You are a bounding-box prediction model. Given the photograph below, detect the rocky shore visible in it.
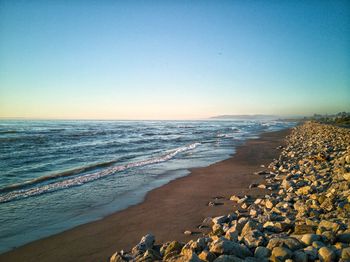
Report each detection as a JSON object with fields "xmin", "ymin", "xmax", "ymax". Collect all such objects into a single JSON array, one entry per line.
[{"xmin": 110, "ymin": 122, "xmax": 350, "ymax": 262}]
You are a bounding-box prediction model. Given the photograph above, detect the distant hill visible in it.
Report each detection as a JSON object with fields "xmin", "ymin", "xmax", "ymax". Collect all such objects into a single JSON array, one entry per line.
[{"xmin": 210, "ymin": 114, "xmax": 279, "ymax": 120}]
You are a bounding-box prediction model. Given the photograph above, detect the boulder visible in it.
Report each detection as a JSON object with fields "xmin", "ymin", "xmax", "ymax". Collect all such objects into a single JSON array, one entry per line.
[
  {"xmin": 271, "ymin": 247, "xmax": 293, "ymax": 262},
  {"xmin": 267, "ymin": 237, "xmax": 304, "ymax": 251},
  {"xmin": 318, "ymin": 246, "xmax": 336, "ymax": 262},
  {"xmin": 198, "ymin": 250, "xmax": 216, "ymax": 262},
  {"xmin": 213, "ymin": 255, "xmax": 243, "ymax": 262},
  {"xmin": 292, "ymin": 250, "xmax": 308, "ymax": 262},
  {"xmin": 164, "ymin": 241, "xmax": 184, "ymax": 259},
  {"xmin": 254, "ymin": 246, "xmax": 271, "ymax": 258},
  {"xmin": 318, "ymin": 220, "xmax": 340, "ymax": 233},
  {"xmin": 209, "ymin": 238, "xmax": 252, "ymax": 258},
  {"xmin": 300, "ymin": 234, "xmax": 321, "ymax": 245},
  {"xmin": 341, "ymin": 247, "xmax": 350, "ymax": 260}
]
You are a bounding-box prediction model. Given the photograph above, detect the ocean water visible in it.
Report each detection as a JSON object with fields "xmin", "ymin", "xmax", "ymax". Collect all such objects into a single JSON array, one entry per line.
[{"xmin": 0, "ymin": 120, "xmax": 294, "ymax": 253}]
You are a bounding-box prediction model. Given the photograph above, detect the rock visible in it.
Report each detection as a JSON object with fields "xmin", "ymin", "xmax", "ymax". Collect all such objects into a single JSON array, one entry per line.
[
  {"xmin": 294, "ymin": 224, "xmax": 316, "ymax": 235},
  {"xmin": 318, "ymin": 220, "xmax": 340, "ymax": 233},
  {"xmin": 132, "ymin": 234, "xmax": 155, "ymax": 254},
  {"xmin": 343, "ymin": 173, "xmax": 350, "ymax": 181},
  {"xmin": 318, "ymin": 246, "xmax": 336, "ymax": 262},
  {"xmin": 304, "ymin": 246, "xmax": 318, "ymax": 261},
  {"xmin": 341, "ymin": 247, "xmax": 350, "ymax": 260},
  {"xmin": 198, "ymin": 250, "xmax": 216, "ymax": 262},
  {"xmin": 254, "ymin": 246, "xmax": 271, "ymax": 258},
  {"xmin": 164, "ymin": 241, "xmax": 184, "ymax": 258},
  {"xmin": 213, "ymin": 216, "xmax": 229, "ymax": 225},
  {"xmin": 213, "ymin": 255, "xmax": 243, "ymax": 262},
  {"xmin": 312, "ymin": 240, "xmax": 326, "ymax": 249},
  {"xmin": 110, "ymin": 252, "xmax": 126, "ymax": 262},
  {"xmin": 292, "ymin": 250, "xmax": 308, "ymax": 262},
  {"xmin": 265, "ymin": 199, "xmax": 274, "ymax": 209},
  {"xmin": 297, "ymin": 186, "xmax": 312, "ymax": 195},
  {"xmin": 337, "ymin": 233, "xmax": 350, "ymax": 243},
  {"xmin": 212, "ymin": 224, "xmax": 225, "ymax": 236},
  {"xmin": 267, "ymin": 237, "xmax": 304, "ymax": 251},
  {"xmin": 300, "ymin": 234, "xmax": 321, "ymax": 245},
  {"xmin": 230, "ymin": 195, "xmax": 241, "ymax": 202},
  {"xmin": 241, "ymin": 220, "xmax": 262, "ymax": 236},
  {"xmin": 209, "ymin": 238, "xmax": 252, "ymax": 258},
  {"xmin": 271, "ymin": 247, "xmax": 293, "ymax": 262},
  {"xmin": 225, "ymin": 227, "xmax": 239, "ymax": 242},
  {"xmin": 138, "ymin": 249, "xmax": 162, "ymax": 261},
  {"xmin": 242, "ymin": 229, "xmax": 266, "ymax": 248}
]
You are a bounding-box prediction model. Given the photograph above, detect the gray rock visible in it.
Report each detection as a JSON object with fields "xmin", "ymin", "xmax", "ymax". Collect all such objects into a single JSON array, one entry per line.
[
  {"xmin": 341, "ymin": 247, "xmax": 350, "ymax": 260},
  {"xmin": 300, "ymin": 234, "xmax": 321, "ymax": 245},
  {"xmin": 271, "ymin": 247, "xmax": 293, "ymax": 262},
  {"xmin": 254, "ymin": 246, "xmax": 271, "ymax": 258},
  {"xmin": 213, "ymin": 255, "xmax": 243, "ymax": 262},
  {"xmin": 209, "ymin": 238, "xmax": 252, "ymax": 258},
  {"xmin": 337, "ymin": 233, "xmax": 350, "ymax": 243},
  {"xmin": 242, "ymin": 229, "xmax": 266, "ymax": 249},
  {"xmin": 267, "ymin": 237, "xmax": 304, "ymax": 251},
  {"xmin": 318, "ymin": 246, "xmax": 336, "ymax": 262},
  {"xmin": 292, "ymin": 250, "xmax": 308, "ymax": 262}
]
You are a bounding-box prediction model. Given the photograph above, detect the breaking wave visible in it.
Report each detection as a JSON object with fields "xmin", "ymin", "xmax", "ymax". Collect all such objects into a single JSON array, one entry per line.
[{"xmin": 0, "ymin": 142, "xmax": 200, "ymax": 203}]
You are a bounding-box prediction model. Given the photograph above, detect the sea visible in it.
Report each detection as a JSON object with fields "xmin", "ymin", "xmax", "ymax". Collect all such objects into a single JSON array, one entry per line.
[{"xmin": 0, "ymin": 119, "xmax": 295, "ymax": 253}]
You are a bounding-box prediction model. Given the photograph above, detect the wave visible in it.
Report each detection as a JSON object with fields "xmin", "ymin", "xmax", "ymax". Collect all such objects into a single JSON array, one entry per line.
[
  {"xmin": 0, "ymin": 142, "xmax": 201, "ymax": 204},
  {"xmin": 0, "ymin": 160, "xmax": 119, "ymax": 193}
]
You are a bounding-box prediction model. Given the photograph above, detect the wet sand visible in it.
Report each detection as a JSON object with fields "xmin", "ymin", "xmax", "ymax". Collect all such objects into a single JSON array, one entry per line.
[{"xmin": 0, "ymin": 128, "xmax": 290, "ymax": 262}]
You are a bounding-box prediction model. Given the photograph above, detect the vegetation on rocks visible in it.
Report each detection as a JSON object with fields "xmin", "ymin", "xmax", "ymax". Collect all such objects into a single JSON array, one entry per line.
[{"xmin": 110, "ymin": 122, "xmax": 350, "ymax": 262}]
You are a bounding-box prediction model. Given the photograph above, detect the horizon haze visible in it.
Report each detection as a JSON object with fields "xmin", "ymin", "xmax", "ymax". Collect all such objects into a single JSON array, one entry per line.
[{"xmin": 1, "ymin": 1, "xmax": 349, "ymax": 120}]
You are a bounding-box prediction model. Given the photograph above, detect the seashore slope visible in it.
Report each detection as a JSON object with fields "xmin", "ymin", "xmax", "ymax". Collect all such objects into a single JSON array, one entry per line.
[
  {"xmin": 0, "ymin": 127, "xmax": 290, "ymax": 262},
  {"xmin": 109, "ymin": 122, "xmax": 350, "ymax": 262}
]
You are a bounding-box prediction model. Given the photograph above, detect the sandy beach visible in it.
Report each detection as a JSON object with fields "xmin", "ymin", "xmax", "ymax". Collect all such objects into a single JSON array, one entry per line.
[{"xmin": 0, "ymin": 128, "xmax": 290, "ymax": 262}]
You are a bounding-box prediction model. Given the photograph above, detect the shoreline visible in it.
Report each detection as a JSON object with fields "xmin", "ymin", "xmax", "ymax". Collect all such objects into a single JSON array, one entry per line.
[{"xmin": 0, "ymin": 128, "xmax": 290, "ymax": 262}]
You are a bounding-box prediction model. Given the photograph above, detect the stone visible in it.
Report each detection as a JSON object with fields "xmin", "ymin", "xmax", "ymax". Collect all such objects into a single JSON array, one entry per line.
[
  {"xmin": 318, "ymin": 220, "xmax": 340, "ymax": 233},
  {"xmin": 267, "ymin": 237, "xmax": 304, "ymax": 251},
  {"xmin": 296, "ymin": 186, "xmax": 311, "ymax": 195},
  {"xmin": 254, "ymin": 246, "xmax": 271, "ymax": 258},
  {"xmin": 132, "ymin": 234, "xmax": 155, "ymax": 254},
  {"xmin": 241, "ymin": 220, "xmax": 262, "ymax": 236},
  {"xmin": 225, "ymin": 227, "xmax": 238, "ymax": 242},
  {"xmin": 265, "ymin": 199, "xmax": 274, "ymax": 209},
  {"xmin": 198, "ymin": 250, "xmax": 216, "ymax": 262},
  {"xmin": 271, "ymin": 247, "xmax": 293, "ymax": 262},
  {"xmin": 164, "ymin": 241, "xmax": 184, "ymax": 258},
  {"xmin": 213, "ymin": 216, "xmax": 229, "ymax": 225},
  {"xmin": 242, "ymin": 229, "xmax": 266, "ymax": 249},
  {"xmin": 230, "ymin": 195, "xmax": 241, "ymax": 202},
  {"xmin": 184, "ymin": 230, "xmax": 192, "ymax": 235},
  {"xmin": 110, "ymin": 252, "xmax": 126, "ymax": 262},
  {"xmin": 209, "ymin": 238, "xmax": 252, "ymax": 258},
  {"xmin": 318, "ymin": 246, "xmax": 336, "ymax": 262},
  {"xmin": 312, "ymin": 241, "xmax": 326, "ymax": 249},
  {"xmin": 294, "ymin": 224, "xmax": 316, "ymax": 235},
  {"xmin": 212, "ymin": 224, "xmax": 225, "ymax": 236},
  {"xmin": 341, "ymin": 247, "xmax": 350, "ymax": 260},
  {"xmin": 300, "ymin": 234, "xmax": 321, "ymax": 245},
  {"xmin": 213, "ymin": 255, "xmax": 243, "ymax": 262},
  {"xmin": 337, "ymin": 233, "xmax": 350, "ymax": 243},
  {"xmin": 292, "ymin": 250, "xmax": 308, "ymax": 262},
  {"xmin": 304, "ymin": 246, "xmax": 318, "ymax": 261}
]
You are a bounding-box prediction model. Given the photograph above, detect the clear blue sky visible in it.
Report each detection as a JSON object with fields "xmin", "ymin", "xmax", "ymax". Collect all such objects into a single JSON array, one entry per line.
[{"xmin": 1, "ymin": 0, "xmax": 349, "ymax": 119}]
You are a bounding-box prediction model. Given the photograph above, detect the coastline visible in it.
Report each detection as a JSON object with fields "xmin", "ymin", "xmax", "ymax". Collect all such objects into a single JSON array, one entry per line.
[{"xmin": 0, "ymin": 128, "xmax": 290, "ymax": 262}]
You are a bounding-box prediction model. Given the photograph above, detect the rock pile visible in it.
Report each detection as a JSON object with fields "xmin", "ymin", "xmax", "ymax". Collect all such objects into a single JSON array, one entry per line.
[{"xmin": 110, "ymin": 122, "xmax": 350, "ymax": 262}]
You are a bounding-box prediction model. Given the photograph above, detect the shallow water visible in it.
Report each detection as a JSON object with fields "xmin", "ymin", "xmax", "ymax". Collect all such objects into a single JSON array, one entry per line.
[{"xmin": 0, "ymin": 119, "xmax": 294, "ymax": 253}]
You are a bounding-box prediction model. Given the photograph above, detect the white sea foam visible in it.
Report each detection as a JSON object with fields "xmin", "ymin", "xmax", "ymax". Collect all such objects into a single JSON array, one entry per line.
[{"xmin": 0, "ymin": 142, "xmax": 201, "ymax": 203}]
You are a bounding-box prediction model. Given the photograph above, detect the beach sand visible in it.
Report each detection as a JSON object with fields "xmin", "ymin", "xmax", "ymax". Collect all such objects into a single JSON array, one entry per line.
[{"xmin": 0, "ymin": 128, "xmax": 290, "ymax": 262}]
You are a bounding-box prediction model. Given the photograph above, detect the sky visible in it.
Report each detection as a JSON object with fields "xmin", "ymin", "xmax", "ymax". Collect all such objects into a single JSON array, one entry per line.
[{"xmin": 0, "ymin": 0, "xmax": 349, "ymax": 120}]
